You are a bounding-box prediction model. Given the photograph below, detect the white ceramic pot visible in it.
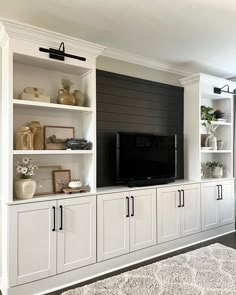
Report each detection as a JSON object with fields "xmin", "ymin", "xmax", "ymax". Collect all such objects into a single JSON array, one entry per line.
[
  {"xmin": 15, "ymin": 179, "xmax": 36, "ymax": 200},
  {"xmin": 212, "ymin": 167, "xmax": 223, "ymax": 178}
]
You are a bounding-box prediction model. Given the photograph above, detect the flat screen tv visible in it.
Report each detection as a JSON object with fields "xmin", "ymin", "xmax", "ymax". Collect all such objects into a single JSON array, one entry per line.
[{"xmin": 116, "ymin": 132, "xmax": 176, "ymax": 187}]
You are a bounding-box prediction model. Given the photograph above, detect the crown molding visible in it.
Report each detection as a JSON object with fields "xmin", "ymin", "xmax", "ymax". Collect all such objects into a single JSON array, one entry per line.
[
  {"xmin": 180, "ymin": 73, "xmax": 236, "ymax": 87},
  {"xmin": 0, "ymin": 18, "xmax": 106, "ymax": 57},
  {"xmin": 0, "ymin": 22, "xmax": 9, "ymax": 48},
  {"xmin": 102, "ymin": 47, "xmax": 193, "ymax": 77}
]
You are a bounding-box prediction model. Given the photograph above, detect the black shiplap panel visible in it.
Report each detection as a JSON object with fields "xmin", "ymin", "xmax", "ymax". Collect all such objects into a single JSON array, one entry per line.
[{"xmin": 97, "ymin": 70, "xmax": 184, "ymax": 187}]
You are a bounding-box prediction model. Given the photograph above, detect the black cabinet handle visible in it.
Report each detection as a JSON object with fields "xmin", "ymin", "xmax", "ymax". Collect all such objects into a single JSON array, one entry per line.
[
  {"xmin": 178, "ymin": 190, "xmax": 181, "ymax": 207},
  {"xmin": 126, "ymin": 197, "xmax": 129, "ymax": 217},
  {"xmin": 181, "ymin": 190, "xmax": 185, "ymax": 207},
  {"xmin": 216, "ymin": 185, "xmax": 220, "ymax": 200},
  {"xmin": 59, "ymin": 205, "xmax": 63, "ymax": 230},
  {"xmin": 131, "ymin": 196, "xmax": 134, "ymax": 217},
  {"xmin": 220, "ymin": 185, "xmax": 223, "ymax": 200},
  {"xmin": 52, "ymin": 206, "xmax": 56, "ymax": 232}
]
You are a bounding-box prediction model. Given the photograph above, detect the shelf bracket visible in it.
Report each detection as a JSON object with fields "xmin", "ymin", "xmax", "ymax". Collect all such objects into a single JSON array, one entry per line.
[{"xmin": 39, "ymin": 42, "xmax": 86, "ymax": 62}]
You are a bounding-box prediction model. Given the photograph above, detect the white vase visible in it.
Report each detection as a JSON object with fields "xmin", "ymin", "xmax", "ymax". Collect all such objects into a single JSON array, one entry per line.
[
  {"xmin": 212, "ymin": 167, "xmax": 223, "ymax": 178},
  {"xmin": 15, "ymin": 179, "xmax": 36, "ymax": 200}
]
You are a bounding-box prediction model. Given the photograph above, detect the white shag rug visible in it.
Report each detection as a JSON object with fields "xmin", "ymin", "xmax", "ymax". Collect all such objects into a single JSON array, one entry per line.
[{"xmin": 62, "ymin": 243, "xmax": 236, "ymax": 295}]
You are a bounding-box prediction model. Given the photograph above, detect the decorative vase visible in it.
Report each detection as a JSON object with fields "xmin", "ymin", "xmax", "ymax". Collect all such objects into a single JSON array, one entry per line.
[
  {"xmin": 57, "ymin": 86, "xmax": 76, "ymax": 106},
  {"xmin": 205, "ymin": 134, "xmax": 217, "ymax": 150},
  {"xmin": 212, "ymin": 167, "xmax": 223, "ymax": 178},
  {"xmin": 15, "ymin": 178, "xmax": 36, "ymax": 200},
  {"xmin": 28, "ymin": 121, "xmax": 44, "ymax": 150},
  {"xmin": 73, "ymin": 90, "xmax": 86, "ymax": 106},
  {"xmin": 15, "ymin": 127, "xmax": 33, "ymax": 150},
  {"xmin": 217, "ymin": 140, "xmax": 224, "ymax": 150}
]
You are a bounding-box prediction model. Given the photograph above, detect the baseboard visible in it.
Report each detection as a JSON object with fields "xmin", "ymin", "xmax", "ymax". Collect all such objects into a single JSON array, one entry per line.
[{"xmin": 6, "ymin": 224, "xmax": 235, "ymax": 295}]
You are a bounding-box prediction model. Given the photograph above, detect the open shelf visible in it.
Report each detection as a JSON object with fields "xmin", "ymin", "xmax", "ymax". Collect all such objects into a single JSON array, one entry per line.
[
  {"xmin": 201, "ymin": 150, "xmax": 232, "ymax": 154},
  {"xmin": 13, "ymin": 150, "xmax": 94, "ymax": 155},
  {"xmin": 200, "ymin": 120, "xmax": 232, "ymax": 126},
  {"xmin": 13, "ymin": 99, "xmax": 93, "ymax": 113}
]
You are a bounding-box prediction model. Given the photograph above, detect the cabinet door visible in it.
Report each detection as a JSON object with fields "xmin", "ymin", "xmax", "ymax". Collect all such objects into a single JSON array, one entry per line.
[
  {"xmin": 9, "ymin": 201, "xmax": 57, "ymax": 286},
  {"xmin": 219, "ymin": 180, "xmax": 235, "ymax": 226},
  {"xmin": 180, "ymin": 184, "xmax": 201, "ymax": 237},
  {"xmin": 97, "ymin": 192, "xmax": 129, "ymax": 261},
  {"xmin": 201, "ymin": 181, "xmax": 220, "ymax": 231},
  {"xmin": 130, "ymin": 189, "xmax": 156, "ymax": 252},
  {"xmin": 157, "ymin": 186, "xmax": 181, "ymax": 243},
  {"xmin": 57, "ymin": 196, "xmax": 96, "ymax": 273}
]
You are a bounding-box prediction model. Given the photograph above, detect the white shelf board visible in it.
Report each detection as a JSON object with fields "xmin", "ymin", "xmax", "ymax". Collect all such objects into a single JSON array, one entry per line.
[
  {"xmin": 201, "ymin": 150, "xmax": 232, "ymax": 154},
  {"xmin": 13, "ymin": 150, "xmax": 94, "ymax": 155},
  {"xmin": 13, "ymin": 99, "xmax": 93, "ymax": 113},
  {"xmin": 200, "ymin": 120, "xmax": 232, "ymax": 126}
]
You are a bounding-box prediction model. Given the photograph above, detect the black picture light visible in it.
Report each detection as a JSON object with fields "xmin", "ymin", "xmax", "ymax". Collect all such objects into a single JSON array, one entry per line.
[
  {"xmin": 213, "ymin": 84, "xmax": 236, "ymax": 95},
  {"xmin": 39, "ymin": 42, "xmax": 86, "ymax": 62}
]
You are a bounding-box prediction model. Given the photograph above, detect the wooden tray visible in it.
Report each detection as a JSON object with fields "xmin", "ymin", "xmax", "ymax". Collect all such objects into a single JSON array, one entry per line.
[{"xmin": 63, "ymin": 186, "xmax": 89, "ymax": 194}]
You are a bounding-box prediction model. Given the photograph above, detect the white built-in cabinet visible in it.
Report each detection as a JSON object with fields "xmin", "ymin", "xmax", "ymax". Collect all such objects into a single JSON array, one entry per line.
[
  {"xmin": 201, "ymin": 180, "xmax": 234, "ymax": 231},
  {"xmin": 9, "ymin": 201, "xmax": 57, "ymax": 286},
  {"xmin": 157, "ymin": 184, "xmax": 201, "ymax": 243},
  {"xmin": 97, "ymin": 189, "xmax": 156, "ymax": 261},
  {"xmin": 9, "ymin": 195, "xmax": 96, "ymax": 286}
]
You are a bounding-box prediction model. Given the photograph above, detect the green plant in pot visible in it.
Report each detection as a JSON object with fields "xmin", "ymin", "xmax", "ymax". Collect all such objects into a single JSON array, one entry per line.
[
  {"xmin": 206, "ymin": 161, "xmax": 224, "ymax": 178},
  {"xmin": 201, "ymin": 105, "xmax": 216, "ymax": 126}
]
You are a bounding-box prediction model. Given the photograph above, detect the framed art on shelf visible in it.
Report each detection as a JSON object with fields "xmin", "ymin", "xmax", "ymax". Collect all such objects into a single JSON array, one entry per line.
[
  {"xmin": 53, "ymin": 169, "xmax": 71, "ymax": 193},
  {"xmin": 33, "ymin": 165, "xmax": 62, "ymax": 196},
  {"xmin": 44, "ymin": 126, "xmax": 75, "ymax": 150}
]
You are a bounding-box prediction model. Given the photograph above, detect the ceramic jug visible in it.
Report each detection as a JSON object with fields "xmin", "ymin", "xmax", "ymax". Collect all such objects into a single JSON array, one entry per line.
[
  {"xmin": 73, "ymin": 90, "xmax": 86, "ymax": 106},
  {"xmin": 28, "ymin": 121, "xmax": 44, "ymax": 150},
  {"xmin": 16, "ymin": 127, "xmax": 33, "ymax": 150},
  {"xmin": 57, "ymin": 87, "xmax": 76, "ymax": 106}
]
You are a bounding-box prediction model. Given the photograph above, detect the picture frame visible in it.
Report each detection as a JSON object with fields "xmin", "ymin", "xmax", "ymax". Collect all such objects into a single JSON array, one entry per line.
[
  {"xmin": 33, "ymin": 165, "xmax": 62, "ymax": 196},
  {"xmin": 53, "ymin": 169, "xmax": 71, "ymax": 193},
  {"xmin": 44, "ymin": 126, "xmax": 75, "ymax": 150}
]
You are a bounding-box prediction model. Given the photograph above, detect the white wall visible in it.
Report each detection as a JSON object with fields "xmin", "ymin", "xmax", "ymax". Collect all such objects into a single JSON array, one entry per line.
[{"xmin": 97, "ymin": 56, "xmax": 184, "ymax": 87}]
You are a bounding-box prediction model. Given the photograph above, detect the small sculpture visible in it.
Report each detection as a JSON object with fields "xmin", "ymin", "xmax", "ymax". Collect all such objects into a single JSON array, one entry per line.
[{"xmin": 66, "ymin": 138, "xmax": 93, "ymax": 150}]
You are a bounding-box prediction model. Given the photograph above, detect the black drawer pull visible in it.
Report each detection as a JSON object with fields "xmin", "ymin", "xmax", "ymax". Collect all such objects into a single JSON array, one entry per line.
[
  {"xmin": 220, "ymin": 185, "xmax": 223, "ymax": 200},
  {"xmin": 126, "ymin": 197, "xmax": 130, "ymax": 217},
  {"xmin": 216, "ymin": 185, "xmax": 220, "ymax": 200},
  {"xmin": 131, "ymin": 196, "xmax": 134, "ymax": 216},
  {"xmin": 59, "ymin": 205, "xmax": 63, "ymax": 230},
  {"xmin": 178, "ymin": 190, "xmax": 181, "ymax": 207},
  {"xmin": 181, "ymin": 190, "xmax": 185, "ymax": 207},
  {"xmin": 52, "ymin": 206, "xmax": 56, "ymax": 232}
]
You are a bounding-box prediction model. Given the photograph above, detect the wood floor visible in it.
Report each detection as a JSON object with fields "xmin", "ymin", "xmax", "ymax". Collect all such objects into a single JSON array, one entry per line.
[{"xmin": 48, "ymin": 231, "xmax": 236, "ymax": 295}]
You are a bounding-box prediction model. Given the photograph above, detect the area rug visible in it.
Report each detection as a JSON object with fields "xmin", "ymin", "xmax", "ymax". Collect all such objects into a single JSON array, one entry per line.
[{"xmin": 62, "ymin": 243, "xmax": 236, "ymax": 295}]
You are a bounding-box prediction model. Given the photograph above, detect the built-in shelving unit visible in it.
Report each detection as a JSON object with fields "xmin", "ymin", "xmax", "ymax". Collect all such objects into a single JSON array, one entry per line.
[
  {"xmin": 180, "ymin": 74, "xmax": 235, "ymax": 180},
  {"xmin": 0, "ymin": 19, "xmax": 105, "ymax": 203}
]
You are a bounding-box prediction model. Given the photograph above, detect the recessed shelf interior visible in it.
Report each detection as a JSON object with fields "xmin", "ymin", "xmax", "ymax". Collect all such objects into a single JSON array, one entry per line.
[
  {"xmin": 13, "ymin": 153, "xmax": 94, "ymax": 199},
  {"xmin": 13, "ymin": 53, "xmax": 94, "ymax": 107}
]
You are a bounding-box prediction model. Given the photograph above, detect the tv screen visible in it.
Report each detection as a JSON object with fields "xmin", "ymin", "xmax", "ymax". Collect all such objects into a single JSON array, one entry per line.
[{"xmin": 116, "ymin": 132, "xmax": 176, "ymax": 184}]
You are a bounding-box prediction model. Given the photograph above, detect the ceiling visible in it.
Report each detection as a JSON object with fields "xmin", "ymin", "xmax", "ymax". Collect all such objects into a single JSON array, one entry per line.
[{"xmin": 1, "ymin": 0, "xmax": 236, "ymax": 78}]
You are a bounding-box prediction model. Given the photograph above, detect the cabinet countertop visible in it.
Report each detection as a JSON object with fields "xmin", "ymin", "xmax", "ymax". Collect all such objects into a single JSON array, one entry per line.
[{"xmin": 6, "ymin": 178, "xmax": 235, "ymax": 205}]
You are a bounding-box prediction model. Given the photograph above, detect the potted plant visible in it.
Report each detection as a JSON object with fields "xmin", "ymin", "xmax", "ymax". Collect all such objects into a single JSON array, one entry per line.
[
  {"xmin": 15, "ymin": 157, "xmax": 38, "ymax": 199},
  {"xmin": 206, "ymin": 161, "xmax": 224, "ymax": 178},
  {"xmin": 201, "ymin": 105, "xmax": 216, "ymax": 126}
]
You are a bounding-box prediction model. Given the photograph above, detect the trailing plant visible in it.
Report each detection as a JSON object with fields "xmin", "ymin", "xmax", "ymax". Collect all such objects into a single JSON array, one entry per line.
[
  {"xmin": 206, "ymin": 161, "xmax": 224, "ymax": 171},
  {"xmin": 201, "ymin": 105, "xmax": 216, "ymax": 126}
]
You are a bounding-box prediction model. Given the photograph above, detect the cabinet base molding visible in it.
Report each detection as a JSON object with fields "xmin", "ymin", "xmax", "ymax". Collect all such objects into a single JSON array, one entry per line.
[{"xmin": 5, "ymin": 224, "xmax": 235, "ymax": 295}]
